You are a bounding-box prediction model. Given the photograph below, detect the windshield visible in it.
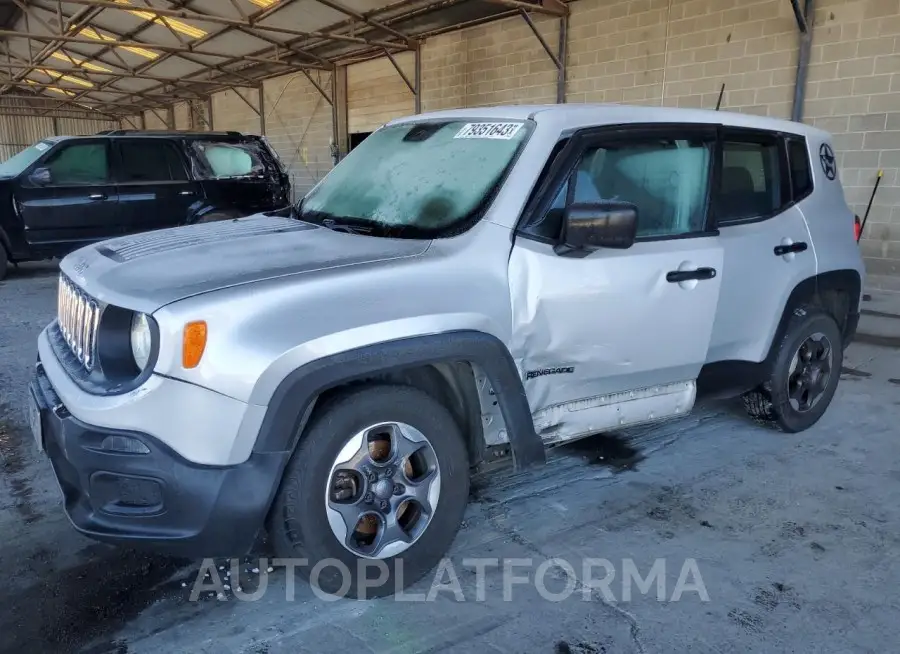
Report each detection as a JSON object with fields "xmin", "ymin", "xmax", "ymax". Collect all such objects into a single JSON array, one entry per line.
[
  {"xmin": 298, "ymin": 119, "xmax": 531, "ymax": 238},
  {"xmin": 0, "ymin": 141, "xmax": 52, "ymax": 177}
]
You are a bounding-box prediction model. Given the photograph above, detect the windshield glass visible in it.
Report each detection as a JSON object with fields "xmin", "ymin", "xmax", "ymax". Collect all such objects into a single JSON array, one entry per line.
[
  {"xmin": 298, "ymin": 119, "xmax": 531, "ymax": 238},
  {"xmin": 0, "ymin": 141, "xmax": 52, "ymax": 177}
]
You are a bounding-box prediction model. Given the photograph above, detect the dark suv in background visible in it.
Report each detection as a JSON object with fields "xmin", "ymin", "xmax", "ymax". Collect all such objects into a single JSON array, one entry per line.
[{"xmin": 0, "ymin": 129, "xmax": 291, "ymax": 280}]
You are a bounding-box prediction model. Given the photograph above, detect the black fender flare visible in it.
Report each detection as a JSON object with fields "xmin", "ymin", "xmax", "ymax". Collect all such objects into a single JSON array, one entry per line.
[
  {"xmin": 252, "ymin": 330, "xmax": 546, "ymax": 470},
  {"xmin": 765, "ymin": 269, "xmax": 862, "ymax": 364}
]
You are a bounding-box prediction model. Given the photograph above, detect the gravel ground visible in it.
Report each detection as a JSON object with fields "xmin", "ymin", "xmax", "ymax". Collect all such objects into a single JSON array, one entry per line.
[{"xmin": 2, "ymin": 262, "xmax": 900, "ymax": 654}]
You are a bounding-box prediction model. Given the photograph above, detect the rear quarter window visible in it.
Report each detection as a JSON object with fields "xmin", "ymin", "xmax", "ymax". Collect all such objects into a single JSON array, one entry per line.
[
  {"xmin": 190, "ymin": 140, "xmax": 271, "ymax": 179},
  {"xmin": 787, "ymin": 138, "xmax": 813, "ymax": 201}
]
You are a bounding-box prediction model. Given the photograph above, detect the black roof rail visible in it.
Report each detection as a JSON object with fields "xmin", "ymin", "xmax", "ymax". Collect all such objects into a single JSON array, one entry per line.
[{"xmin": 95, "ymin": 129, "xmax": 244, "ymax": 137}]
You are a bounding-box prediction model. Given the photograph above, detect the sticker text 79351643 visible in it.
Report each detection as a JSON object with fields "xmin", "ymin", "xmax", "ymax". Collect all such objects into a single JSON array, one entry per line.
[{"xmin": 454, "ymin": 122, "xmax": 523, "ymax": 140}]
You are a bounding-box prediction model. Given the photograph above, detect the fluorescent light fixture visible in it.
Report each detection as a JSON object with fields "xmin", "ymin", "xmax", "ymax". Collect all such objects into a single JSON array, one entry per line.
[
  {"xmin": 50, "ymin": 51, "xmax": 112, "ymax": 73},
  {"xmin": 79, "ymin": 26, "xmax": 159, "ymax": 59},
  {"xmin": 248, "ymin": 0, "xmax": 281, "ymax": 7},
  {"xmin": 39, "ymin": 68, "xmax": 94, "ymax": 88},
  {"xmin": 26, "ymin": 79, "xmax": 76, "ymax": 97},
  {"xmin": 113, "ymin": 0, "xmax": 208, "ymax": 39}
]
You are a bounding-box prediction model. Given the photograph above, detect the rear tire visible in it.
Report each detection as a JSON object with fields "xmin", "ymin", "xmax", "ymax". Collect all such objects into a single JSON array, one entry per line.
[
  {"xmin": 267, "ymin": 384, "xmax": 470, "ymax": 599},
  {"xmin": 0, "ymin": 247, "xmax": 8, "ymax": 281},
  {"xmin": 742, "ymin": 307, "xmax": 843, "ymax": 433}
]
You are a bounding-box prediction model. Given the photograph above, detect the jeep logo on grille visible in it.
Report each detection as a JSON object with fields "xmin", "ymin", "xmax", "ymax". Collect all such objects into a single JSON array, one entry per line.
[{"xmin": 71, "ymin": 257, "xmax": 89, "ymax": 277}]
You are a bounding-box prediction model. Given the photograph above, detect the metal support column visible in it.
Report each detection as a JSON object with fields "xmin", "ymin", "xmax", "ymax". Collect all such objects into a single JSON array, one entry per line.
[
  {"xmin": 51, "ymin": 116, "xmax": 59, "ymax": 135},
  {"xmin": 166, "ymin": 105, "xmax": 175, "ymax": 129},
  {"xmin": 557, "ymin": 14, "xmax": 568, "ymax": 103},
  {"xmin": 258, "ymin": 85, "xmax": 266, "ymax": 135},
  {"xmin": 139, "ymin": 112, "xmax": 146, "ymax": 130},
  {"xmin": 790, "ymin": 0, "xmax": 814, "ymax": 122},
  {"xmin": 415, "ymin": 43, "xmax": 422, "ymax": 113},
  {"xmin": 206, "ymin": 96, "xmax": 214, "ymax": 130},
  {"xmin": 332, "ymin": 65, "xmax": 349, "ymax": 158},
  {"xmin": 520, "ymin": 6, "xmax": 569, "ymax": 104}
]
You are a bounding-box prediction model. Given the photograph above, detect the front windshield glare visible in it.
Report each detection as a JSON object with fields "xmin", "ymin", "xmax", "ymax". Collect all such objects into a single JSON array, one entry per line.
[
  {"xmin": 300, "ymin": 120, "xmax": 529, "ymax": 234},
  {"xmin": 0, "ymin": 141, "xmax": 51, "ymax": 177}
]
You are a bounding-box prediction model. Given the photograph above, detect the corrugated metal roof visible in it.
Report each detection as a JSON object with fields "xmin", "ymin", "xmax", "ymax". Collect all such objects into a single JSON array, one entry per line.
[{"xmin": 0, "ymin": 0, "xmax": 562, "ymax": 117}]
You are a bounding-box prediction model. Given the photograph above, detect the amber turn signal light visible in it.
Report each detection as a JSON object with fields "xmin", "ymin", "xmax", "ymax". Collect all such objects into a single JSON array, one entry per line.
[{"xmin": 182, "ymin": 320, "xmax": 207, "ymax": 369}]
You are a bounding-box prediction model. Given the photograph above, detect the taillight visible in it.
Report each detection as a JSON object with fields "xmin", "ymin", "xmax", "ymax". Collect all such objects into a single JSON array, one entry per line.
[{"xmin": 854, "ymin": 214, "xmax": 862, "ymax": 242}]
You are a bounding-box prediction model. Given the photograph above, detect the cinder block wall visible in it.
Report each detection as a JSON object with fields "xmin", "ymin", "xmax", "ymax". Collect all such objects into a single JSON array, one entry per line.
[
  {"xmin": 211, "ymin": 89, "xmax": 260, "ymax": 136},
  {"xmin": 417, "ymin": 0, "xmax": 900, "ymax": 291},
  {"xmin": 347, "ymin": 54, "xmax": 415, "ymax": 133},
  {"xmin": 261, "ymin": 71, "xmax": 334, "ymax": 198},
  {"xmin": 808, "ymin": 0, "xmax": 900, "ymax": 290},
  {"xmin": 195, "ymin": 0, "xmax": 898, "ymax": 288}
]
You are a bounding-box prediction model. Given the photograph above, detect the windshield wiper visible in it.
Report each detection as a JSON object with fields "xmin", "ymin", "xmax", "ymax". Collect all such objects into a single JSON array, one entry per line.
[{"xmin": 322, "ymin": 218, "xmax": 374, "ymax": 235}]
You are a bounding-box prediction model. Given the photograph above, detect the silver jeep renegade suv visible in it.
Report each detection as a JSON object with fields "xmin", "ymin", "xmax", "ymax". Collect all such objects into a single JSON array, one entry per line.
[{"xmin": 29, "ymin": 104, "xmax": 865, "ymax": 597}]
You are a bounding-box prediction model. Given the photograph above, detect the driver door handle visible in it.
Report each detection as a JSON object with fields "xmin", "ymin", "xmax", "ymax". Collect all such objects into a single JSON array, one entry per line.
[
  {"xmin": 774, "ymin": 242, "xmax": 808, "ymax": 256},
  {"xmin": 88, "ymin": 193, "xmax": 106, "ymax": 201},
  {"xmin": 178, "ymin": 190, "xmax": 195, "ymax": 196},
  {"xmin": 666, "ymin": 267, "xmax": 717, "ymax": 283}
]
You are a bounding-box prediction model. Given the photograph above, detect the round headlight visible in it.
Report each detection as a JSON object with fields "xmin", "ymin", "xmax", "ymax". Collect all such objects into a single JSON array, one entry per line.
[{"xmin": 130, "ymin": 312, "xmax": 153, "ymax": 370}]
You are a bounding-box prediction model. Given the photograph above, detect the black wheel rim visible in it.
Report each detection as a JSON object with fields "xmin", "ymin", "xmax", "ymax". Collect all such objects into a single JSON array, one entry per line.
[
  {"xmin": 324, "ymin": 421, "xmax": 441, "ymax": 559},
  {"xmin": 787, "ymin": 332, "xmax": 834, "ymax": 413}
]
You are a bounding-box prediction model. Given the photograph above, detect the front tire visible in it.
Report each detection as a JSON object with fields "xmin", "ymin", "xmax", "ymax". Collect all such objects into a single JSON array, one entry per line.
[
  {"xmin": 267, "ymin": 384, "xmax": 470, "ymax": 599},
  {"xmin": 0, "ymin": 247, "xmax": 8, "ymax": 281},
  {"xmin": 743, "ymin": 307, "xmax": 843, "ymax": 432}
]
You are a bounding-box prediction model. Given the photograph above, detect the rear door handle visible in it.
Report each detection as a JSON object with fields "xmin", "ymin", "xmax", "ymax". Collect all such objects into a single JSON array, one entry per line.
[
  {"xmin": 774, "ymin": 242, "xmax": 808, "ymax": 256},
  {"xmin": 179, "ymin": 190, "xmax": 195, "ymax": 196},
  {"xmin": 88, "ymin": 193, "xmax": 106, "ymax": 201},
  {"xmin": 666, "ymin": 267, "xmax": 717, "ymax": 283}
]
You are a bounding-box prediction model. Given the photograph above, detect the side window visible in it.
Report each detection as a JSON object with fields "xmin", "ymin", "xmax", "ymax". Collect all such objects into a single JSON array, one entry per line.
[
  {"xmin": 716, "ymin": 136, "xmax": 787, "ymax": 225},
  {"xmin": 787, "ymin": 137, "xmax": 813, "ymax": 201},
  {"xmin": 46, "ymin": 143, "xmax": 109, "ymax": 185},
  {"xmin": 527, "ymin": 136, "xmax": 713, "ymax": 240},
  {"xmin": 119, "ymin": 141, "xmax": 188, "ymax": 182},
  {"xmin": 191, "ymin": 142, "xmax": 267, "ymax": 179}
]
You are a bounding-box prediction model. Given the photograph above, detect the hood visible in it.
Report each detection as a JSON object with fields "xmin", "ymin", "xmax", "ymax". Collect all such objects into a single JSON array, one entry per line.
[{"xmin": 60, "ymin": 214, "xmax": 430, "ymax": 313}]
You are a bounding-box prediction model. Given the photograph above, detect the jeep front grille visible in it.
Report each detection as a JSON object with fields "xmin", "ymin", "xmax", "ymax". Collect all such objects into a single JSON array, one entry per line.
[{"xmin": 57, "ymin": 275, "xmax": 101, "ymax": 371}]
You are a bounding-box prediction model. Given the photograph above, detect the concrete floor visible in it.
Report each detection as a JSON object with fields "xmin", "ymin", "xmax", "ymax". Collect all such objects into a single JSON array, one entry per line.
[{"xmin": 2, "ymin": 262, "xmax": 899, "ymax": 654}]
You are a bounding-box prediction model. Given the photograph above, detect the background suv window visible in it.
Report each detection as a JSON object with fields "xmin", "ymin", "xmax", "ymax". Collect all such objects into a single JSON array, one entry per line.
[
  {"xmin": 530, "ymin": 137, "xmax": 712, "ymax": 240},
  {"xmin": 717, "ymin": 137, "xmax": 788, "ymax": 224},
  {"xmin": 119, "ymin": 140, "xmax": 188, "ymax": 182},
  {"xmin": 46, "ymin": 143, "xmax": 108, "ymax": 185}
]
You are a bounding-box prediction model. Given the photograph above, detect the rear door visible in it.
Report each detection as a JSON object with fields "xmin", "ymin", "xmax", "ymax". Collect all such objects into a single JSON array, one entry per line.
[
  {"xmin": 706, "ymin": 128, "xmax": 817, "ymax": 364},
  {"xmin": 510, "ymin": 124, "xmax": 724, "ymax": 416},
  {"xmin": 15, "ymin": 139, "xmax": 119, "ymax": 254},
  {"xmin": 113, "ymin": 138, "xmax": 201, "ymax": 235}
]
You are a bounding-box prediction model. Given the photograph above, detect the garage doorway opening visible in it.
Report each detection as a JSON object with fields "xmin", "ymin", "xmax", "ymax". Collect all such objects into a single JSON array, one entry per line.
[{"xmin": 349, "ymin": 132, "xmax": 372, "ymax": 151}]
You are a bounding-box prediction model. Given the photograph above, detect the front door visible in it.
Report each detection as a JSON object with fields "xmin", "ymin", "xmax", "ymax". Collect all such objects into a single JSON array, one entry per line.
[
  {"xmin": 508, "ymin": 125, "xmax": 723, "ymax": 439},
  {"xmin": 15, "ymin": 139, "xmax": 119, "ymax": 256},
  {"xmin": 113, "ymin": 138, "xmax": 201, "ymax": 235}
]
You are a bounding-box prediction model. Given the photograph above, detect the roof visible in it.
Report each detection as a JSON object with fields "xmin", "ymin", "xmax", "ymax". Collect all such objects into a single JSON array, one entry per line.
[
  {"xmin": 388, "ymin": 103, "xmax": 829, "ymax": 139},
  {"xmin": 0, "ymin": 0, "xmax": 565, "ymax": 119}
]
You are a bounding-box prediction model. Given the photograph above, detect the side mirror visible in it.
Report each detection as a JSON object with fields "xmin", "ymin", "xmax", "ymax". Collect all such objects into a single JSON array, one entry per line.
[
  {"xmin": 555, "ymin": 201, "xmax": 639, "ymax": 255},
  {"xmin": 29, "ymin": 167, "xmax": 52, "ymax": 186}
]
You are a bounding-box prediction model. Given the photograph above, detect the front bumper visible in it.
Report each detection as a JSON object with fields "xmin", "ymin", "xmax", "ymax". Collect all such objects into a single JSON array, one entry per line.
[{"xmin": 31, "ymin": 362, "xmax": 289, "ymax": 558}]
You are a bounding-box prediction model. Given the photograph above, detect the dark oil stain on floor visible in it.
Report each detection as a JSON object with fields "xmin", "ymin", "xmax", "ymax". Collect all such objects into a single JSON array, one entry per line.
[
  {"xmin": 0, "ymin": 546, "xmax": 194, "ymax": 654},
  {"xmin": 840, "ymin": 366, "xmax": 872, "ymax": 378},
  {"xmin": 558, "ymin": 432, "xmax": 646, "ymax": 472}
]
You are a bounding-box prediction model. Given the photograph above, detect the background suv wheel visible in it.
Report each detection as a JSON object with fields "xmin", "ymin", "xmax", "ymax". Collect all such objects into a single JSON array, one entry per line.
[
  {"xmin": 267, "ymin": 384, "xmax": 470, "ymax": 599},
  {"xmin": 743, "ymin": 306, "xmax": 844, "ymax": 433}
]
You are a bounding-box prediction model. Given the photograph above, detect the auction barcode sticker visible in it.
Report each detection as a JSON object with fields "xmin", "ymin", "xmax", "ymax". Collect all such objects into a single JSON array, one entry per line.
[{"xmin": 454, "ymin": 122, "xmax": 523, "ymax": 140}]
